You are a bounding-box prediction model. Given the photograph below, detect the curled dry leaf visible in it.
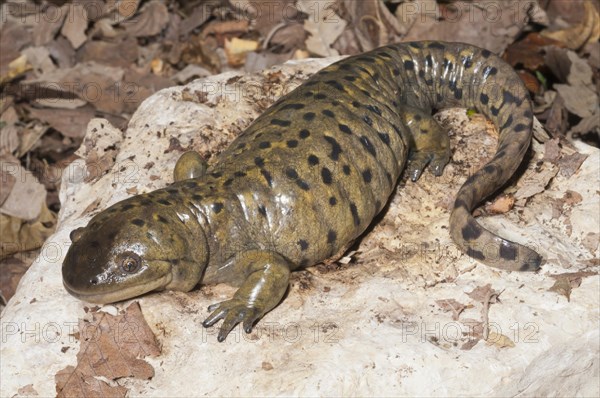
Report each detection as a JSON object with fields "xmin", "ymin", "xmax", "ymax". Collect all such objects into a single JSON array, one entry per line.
[
  {"xmin": 541, "ymin": 0, "xmax": 600, "ymax": 50},
  {"xmin": 122, "ymin": 0, "xmax": 169, "ymax": 37}
]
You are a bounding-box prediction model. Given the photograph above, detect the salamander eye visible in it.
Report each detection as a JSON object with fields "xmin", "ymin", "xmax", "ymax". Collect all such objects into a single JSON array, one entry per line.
[{"xmin": 121, "ymin": 254, "xmax": 141, "ymax": 273}]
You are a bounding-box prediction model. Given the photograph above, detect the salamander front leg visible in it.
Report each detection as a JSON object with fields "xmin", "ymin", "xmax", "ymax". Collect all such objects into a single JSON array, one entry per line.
[
  {"xmin": 202, "ymin": 250, "xmax": 291, "ymax": 342},
  {"xmin": 173, "ymin": 151, "xmax": 208, "ymax": 181},
  {"xmin": 400, "ymin": 107, "xmax": 451, "ymax": 181}
]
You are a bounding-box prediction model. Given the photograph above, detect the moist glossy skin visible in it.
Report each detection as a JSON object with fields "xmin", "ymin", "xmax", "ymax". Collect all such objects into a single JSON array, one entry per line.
[{"xmin": 63, "ymin": 41, "xmax": 542, "ymax": 342}]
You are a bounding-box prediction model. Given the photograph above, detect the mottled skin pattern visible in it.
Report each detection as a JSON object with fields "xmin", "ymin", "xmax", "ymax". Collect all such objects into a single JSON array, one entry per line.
[{"xmin": 63, "ymin": 41, "xmax": 542, "ymax": 341}]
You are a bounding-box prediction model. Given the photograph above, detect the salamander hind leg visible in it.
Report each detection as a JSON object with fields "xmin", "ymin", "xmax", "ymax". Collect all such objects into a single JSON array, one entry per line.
[
  {"xmin": 400, "ymin": 107, "xmax": 451, "ymax": 182},
  {"xmin": 173, "ymin": 151, "xmax": 208, "ymax": 181},
  {"xmin": 202, "ymin": 250, "xmax": 291, "ymax": 342}
]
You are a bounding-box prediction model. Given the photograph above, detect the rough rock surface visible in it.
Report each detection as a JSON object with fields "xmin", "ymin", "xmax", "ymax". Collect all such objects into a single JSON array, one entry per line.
[{"xmin": 1, "ymin": 56, "xmax": 598, "ymax": 397}]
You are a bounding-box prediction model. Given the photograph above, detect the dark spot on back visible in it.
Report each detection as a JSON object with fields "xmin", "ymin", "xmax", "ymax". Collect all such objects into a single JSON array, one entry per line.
[
  {"xmin": 366, "ymin": 104, "xmax": 382, "ymax": 116},
  {"xmin": 234, "ymin": 171, "xmax": 246, "ymax": 177},
  {"xmin": 296, "ymin": 179, "xmax": 310, "ymax": 191},
  {"xmin": 298, "ymin": 240, "xmax": 309, "ymax": 251},
  {"xmin": 481, "ymin": 49, "xmax": 491, "ymax": 58},
  {"xmin": 259, "ymin": 141, "xmax": 271, "ymax": 149},
  {"xmin": 454, "ymin": 88, "xmax": 463, "ymax": 100},
  {"xmin": 484, "ymin": 165, "xmax": 496, "ymax": 174},
  {"xmin": 157, "ymin": 215, "xmax": 169, "ymax": 224},
  {"xmin": 212, "ymin": 203, "xmax": 224, "ymax": 213},
  {"xmin": 378, "ymin": 132, "xmax": 390, "ymax": 145},
  {"xmin": 350, "ymin": 202, "xmax": 360, "ymax": 226},
  {"xmin": 323, "ymin": 136, "xmax": 342, "ymax": 161},
  {"xmin": 327, "ymin": 229, "xmax": 337, "ymax": 243},
  {"xmin": 501, "ymin": 115, "xmax": 514, "ymax": 130},
  {"xmin": 157, "ymin": 199, "xmax": 171, "ymax": 206},
  {"xmin": 339, "ymin": 124, "xmax": 352, "ymax": 135},
  {"xmin": 468, "ymin": 248, "xmax": 485, "ymax": 261},
  {"xmin": 352, "ymin": 101, "xmax": 361, "ymax": 108},
  {"xmin": 462, "ymin": 220, "xmax": 482, "ymax": 241},
  {"xmin": 363, "ymin": 115, "xmax": 373, "ymax": 126},
  {"xmin": 315, "ymin": 93, "xmax": 327, "ymax": 100},
  {"xmin": 192, "ymin": 194, "xmax": 203, "ymax": 201},
  {"xmin": 285, "ymin": 168, "xmax": 298, "ymax": 179},
  {"xmin": 322, "ymin": 109, "xmax": 335, "ymax": 118},
  {"xmin": 260, "ymin": 169, "xmax": 272, "ymax": 186},
  {"xmin": 344, "ymin": 75, "xmax": 357, "ymax": 82},
  {"xmin": 404, "ymin": 60, "xmax": 415, "ymax": 70},
  {"xmin": 308, "ymin": 154, "xmax": 319, "ymax": 166},
  {"xmin": 343, "ymin": 165, "xmax": 351, "ymax": 175},
  {"xmin": 326, "ymin": 80, "xmax": 345, "ymax": 91},
  {"xmin": 258, "ymin": 205, "xmax": 267, "ymax": 216},
  {"xmin": 480, "ymin": 93, "xmax": 489, "ymax": 105},
  {"xmin": 362, "ymin": 169, "xmax": 372, "ymax": 183},
  {"xmin": 499, "ymin": 241, "xmax": 517, "ymax": 261},
  {"xmin": 122, "ymin": 204, "xmax": 135, "ymax": 211},
  {"xmin": 287, "ymin": 139, "xmax": 299, "ymax": 148},
  {"xmin": 299, "ymin": 129, "xmax": 310, "ymax": 139},
  {"xmin": 281, "ymin": 103, "xmax": 305, "ymax": 110},
  {"xmin": 303, "ymin": 112, "xmax": 316, "ymax": 121},
  {"xmin": 360, "ymin": 135, "xmax": 377, "ymax": 157},
  {"xmin": 254, "ymin": 157, "xmax": 265, "ymax": 167},
  {"xmin": 321, "ymin": 167, "xmax": 332, "ymax": 184},
  {"xmin": 462, "ymin": 56, "xmax": 473, "ymax": 68},
  {"xmin": 514, "ymin": 123, "xmax": 528, "ymax": 132},
  {"xmin": 271, "ymin": 119, "xmax": 292, "ymax": 127},
  {"xmin": 454, "ymin": 199, "xmax": 468, "ymax": 210},
  {"xmin": 329, "ymin": 196, "xmax": 337, "ymax": 206}
]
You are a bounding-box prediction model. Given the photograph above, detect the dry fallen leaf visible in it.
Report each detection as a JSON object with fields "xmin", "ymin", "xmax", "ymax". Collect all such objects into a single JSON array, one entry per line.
[
  {"xmin": 55, "ymin": 302, "xmax": 161, "ymax": 398},
  {"xmin": 123, "ymin": 0, "xmax": 170, "ymax": 37},
  {"xmin": 0, "ymin": 156, "xmax": 46, "ymax": 220},
  {"xmin": 487, "ymin": 195, "xmax": 515, "ymax": 215},
  {"xmin": 466, "ymin": 284, "xmax": 499, "ymax": 304},
  {"xmin": 549, "ymin": 271, "xmax": 597, "ymax": 301},
  {"xmin": 301, "ymin": 0, "xmax": 346, "ymax": 56},
  {"xmin": 485, "ymin": 331, "xmax": 516, "ymax": 348},
  {"xmin": 60, "ymin": 3, "xmax": 89, "ymax": 49},
  {"xmin": 435, "ymin": 299, "xmax": 467, "ymax": 321},
  {"xmin": 558, "ymin": 152, "xmax": 588, "ymax": 178},
  {"xmin": 541, "ymin": 0, "xmax": 600, "ymax": 50}
]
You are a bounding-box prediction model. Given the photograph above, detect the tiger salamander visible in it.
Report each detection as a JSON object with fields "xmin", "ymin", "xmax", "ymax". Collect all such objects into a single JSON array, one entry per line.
[{"xmin": 63, "ymin": 41, "xmax": 542, "ymax": 342}]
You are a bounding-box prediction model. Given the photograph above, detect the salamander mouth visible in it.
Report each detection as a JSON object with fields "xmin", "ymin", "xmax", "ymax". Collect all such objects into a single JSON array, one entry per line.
[{"xmin": 63, "ymin": 272, "xmax": 172, "ymax": 304}]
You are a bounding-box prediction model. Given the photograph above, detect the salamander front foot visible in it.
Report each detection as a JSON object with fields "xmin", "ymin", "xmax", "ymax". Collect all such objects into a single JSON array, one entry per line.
[
  {"xmin": 203, "ymin": 299, "xmax": 263, "ymax": 342},
  {"xmin": 201, "ymin": 249, "xmax": 291, "ymax": 342}
]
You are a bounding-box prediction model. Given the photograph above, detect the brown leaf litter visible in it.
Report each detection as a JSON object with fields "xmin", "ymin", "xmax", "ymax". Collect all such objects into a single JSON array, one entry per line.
[{"xmin": 55, "ymin": 302, "xmax": 161, "ymax": 398}]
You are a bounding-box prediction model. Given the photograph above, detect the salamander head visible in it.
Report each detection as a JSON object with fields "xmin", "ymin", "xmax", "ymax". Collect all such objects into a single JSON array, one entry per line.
[{"xmin": 62, "ymin": 196, "xmax": 208, "ymax": 304}]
